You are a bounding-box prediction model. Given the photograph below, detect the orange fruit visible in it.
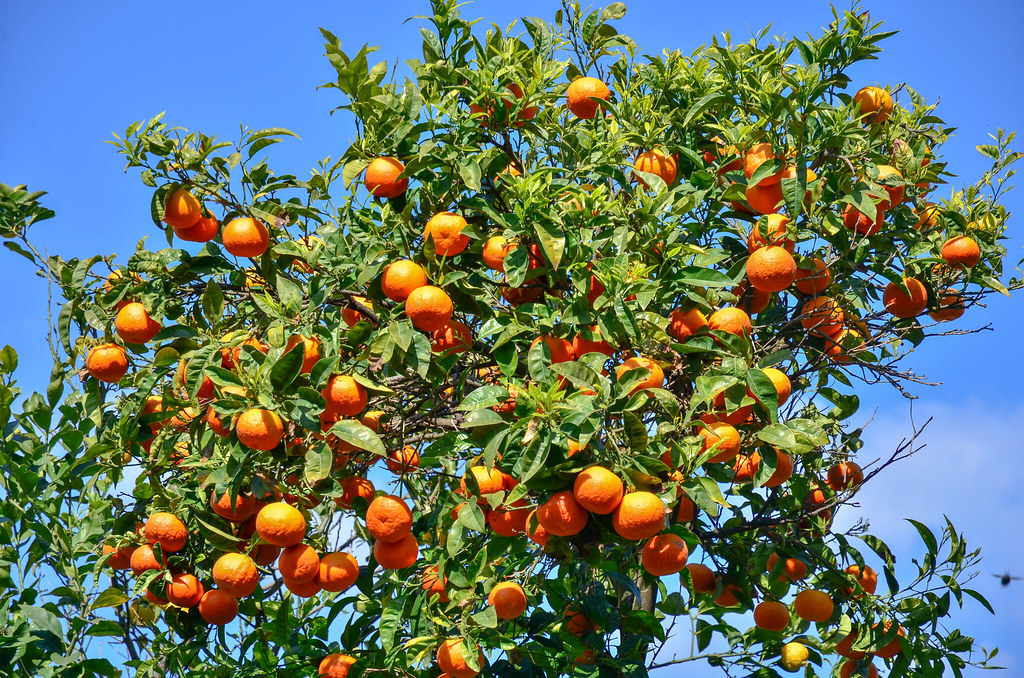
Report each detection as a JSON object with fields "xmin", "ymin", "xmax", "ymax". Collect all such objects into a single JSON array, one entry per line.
[
  {"xmin": 365, "ymin": 157, "xmax": 408, "ymax": 198},
  {"xmin": 566, "ymin": 77, "xmax": 610, "ymax": 119},
  {"xmin": 482, "ymin": 235, "xmax": 514, "ymax": 271},
  {"xmin": 873, "ymin": 621, "xmax": 905, "ymax": 658},
  {"xmin": 255, "ymin": 502, "xmax": 306, "ymax": 547},
  {"xmin": 684, "ymin": 563, "xmax": 717, "ymax": 593},
  {"xmin": 504, "ymin": 82, "xmax": 537, "ymax": 122},
  {"xmin": 284, "ymin": 334, "xmax": 320, "ymax": 373},
  {"xmin": 698, "ymin": 421, "xmax": 741, "ymax": 463},
  {"xmin": 175, "ymin": 212, "xmax": 219, "ymax": 243},
  {"xmin": 323, "ymin": 375, "xmax": 368, "ymax": 417},
  {"xmin": 844, "ymin": 564, "xmax": 878, "ymax": 596},
  {"xmin": 668, "ymin": 307, "xmax": 708, "ymax": 341},
  {"xmin": 746, "ymin": 246, "xmax": 796, "ymax": 293},
  {"xmin": 732, "ymin": 281, "xmax": 772, "ymax": 315},
  {"xmin": 753, "ymin": 600, "xmax": 790, "ymax": 632},
  {"xmin": 611, "ymin": 491, "xmax": 665, "ymax": 540},
  {"xmin": 873, "ymin": 165, "xmax": 904, "ymax": 209},
  {"xmin": 854, "ymin": 85, "xmax": 893, "ymax": 124},
  {"xmin": 930, "ymin": 288, "xmax": 965, "ymax": 322},
  {"xmin": 336, "ymin": 476, "xmax": 376, "ymax": 509},
  {"xmin": 744, "ymin": 143, "xmax": 783, "ymax": 185},
  {"xmin": 883, "ymin": 277, "xmax": 928, "ymax": 318},
  {"xmin": 421, "ymin": 565, "xmax": 449, "ymax": 602},
  {"xmin": 206, "ymin": 407, "xmax": 232, "ymax": 437},
  {"xmin": 236, "ymin": 408, "xmax": 285, "ymax": 451},
  {"xmin": 278, "ymin": 543, "xmax": 321, "ymax": 583},
  {"xmin": 794, "ymin": 257, "xmax": 832, "ymax": 295},
  {"xmin": 210, "ymin": 489, "xmax": 257, "ymax": 523},
  {"xmin": 318, "ymin": 653, "xmax": 357, "ymax": 678},
  {"xmin": 714, "ymin": 582, "xmax": 742, "ymax": 607},
  {"xmin": 437, "ymin": 638, "xmax": 484, "ymax": 678},
  {"xmin": 145, "ymin": 512, "xmax": 187, "ymax": 553},
  {"xmin": 129, "ymin": 545, "xmax": 164, "ymax": 575},
  {"xmin": 222, "ymin": 217, "xmax": 270, "ymax": 258},
  {"xmin": 675, "ymin": 494, "xmax": 696, "ymax": 523},
  {"xmin": 319, "ymin": 552, "xmax": 359, "ymax": 592},
  {"xmin": 460, "ymin": 464, "xmax": 506, "ymax": 498},
  {"xmin": 573, "ymin": 466, "xmax": 624, "ymax": 515},
  {"xmin": 707, "ymin": 306, "xmax": 752, "ymax": 336},
  {"xmin": 197, "ymin": 589, "xmax": 238, "ymax": 625},
  {"xmin": 530, "ymin": 335, "xmax": 576, "ymax": 363},
  {"xmin": 634, "ymin": 149, "xmax": 677, "ymax": 186},
  {"xmin": 914, "ymin": 203, "xmax": 940, "ymax": 229},
  {"xmin": 536, "ymin": 490, "xmax": 589, "ymax": 536},
  {"xmin": 792, "ymin": 589, "xmax": 834, "ymax": 622},
  {"xmin": 163, "ymin": 187, "xmax": 201, "ymax": 229},
  {"xmin": 211, "ymin": 551, "xmax": 259, "ymax": 597},
  {"xmin": 284, "ymin": 574, "xmax": 322, "ymax": 597},
  {"xmin": 486, "ymin": 498, "xmax": 530, "ymax": 536},
  {"xmin": 526, "ymin": 509, "xmax": 550, "ymax": 546},
  {"xmin": 572, "ymin": 325, "xmax": 614, "ymax": 357},
  {"xmin": 342, "ymin": 296, "xmax": 373, "ymax": 327},
  {"xmin": 405, "ymin": 285, "xmax": 454, "ymax": 332},
  {"xmin": 564, "ymin": 606, "xmax": 595, "ymax": 635},
  {"xmin": 760, "ymin": 367, "xmax": 792, "ymax": 405},
  {"xmin": 835, "ymin": 628, "xmax": 867, "ymax": 659},
  {"xmin": 941, "ymin": 236, "xmax": 981, "ymax": 267},
  {"xmin": 488, "ymin": 581, "xmax": 528, "ymax": 619},
  {"xmin": 745, "ymin": 179, "xmax": 785, "ymax": 214},
  {"xmin": 747, "ymin": 214, "xmax": 793, "ymax": 252},
  {"xmin": 641, "ymin": 533, "xmax": 689, "ymax": 576},
  {"xmin": 386, "ymin": 445, "xmax": 420, "ymax": 474},
  {"xmin": 431, "ymin": 321, "xmax": 473, "ymax": 355},
  {"xmin": 366, "ymin": 495, "xmax": 414, "ymax": 543},
  {"xmin": 616, "ymin": 356, "xmax": 665, "ymax": 394},
  {"xmin": 425, "ymin": 212, "xmax": 470, "ymax": 257},
  {"xmin": 86, "ymin": 343, "xmax": 128, "ymax": 383},
  {"xmin": 827, "ymin": 461, "xmax": 864, "ymax": 491},
  {"xmin": 165, "ymin": 572, "xmax": 204, "ymax": 608},
  {"xmin": 373, "ymin": 532, "xmax": 419, "ymax": 570},
  {"xmin": 102, "ymin": 543, "xmax": 135, "ymax": 570},
  {"xmin": 381, "ymin": 260, "xmax": 428, "ymax": 302},
  {"xmin": 766, "ymin": 553, "xmax": 808, "ymax": 582},
  {"xmin": 842, "ymin": 205, "xmax": 884, "ymax": 236},
  {"xmin": 800, "ymin": 296, "xmax": 844, "ymax": 336},
  {"xmin": 840, "ymin": 660, "xmax": 878, "ymax": 678},
  {"xmin": 115, "ymin": 302, "xmax": 161, "ymax": 344}
]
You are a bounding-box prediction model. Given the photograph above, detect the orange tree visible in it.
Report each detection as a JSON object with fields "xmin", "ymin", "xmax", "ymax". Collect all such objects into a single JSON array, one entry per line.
[{"xmin": 0, "ymin": 2, "xmax": 1020, "ymax": 677}]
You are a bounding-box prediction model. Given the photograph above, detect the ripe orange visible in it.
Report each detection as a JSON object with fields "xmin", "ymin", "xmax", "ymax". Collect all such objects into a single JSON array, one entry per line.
[
  {"xmin": 930, "ymin": 288, "xmax": 965, "ymax": 322},
  {"xmin": 424, "ymin": 212, "xmax": 470, "ymax": 257},
  {"xmin": 835, "ymin": 628, "xmax": 867, "ymax": 659},
  {"xmin": 883, "ymin": 277, "xmax": 928, "ymax": 318},
  {"xmin": 381, "ymin": 260, "xmax": 428, "ymax": 302},
  {"xmin": 487, "ymin": 498, "xmax": 530, "ymax": 536},
  {"xmin": 746, "ymin": 246, "xmax": 797, "ymax": 293},
  {"xmin": 129, "ymin": 545, "xmax": 164, "ymax": 575},
  {"xmin": 566, "ymin": 77, "xmax": 611, "ymax": 119},
  {"xmin": 572, "ymin": 325, "xmax": 614, "ymax": 357},
  {"xmin": 854, "ymin": 85, "xmax": 893, "ymax": 124},
  {"xmin": 699, "ymin": 421, "xmax": 741, "ymax": 463},
  {"xmin": 366, "ymin": 495, "xmax": 414, "ymax": 543},
  {"xmin": 386, "ymin": 445, "xmax": 420, "ymax": 474},
  {"xmin": 212, "ymin": 551, "xmax": 260, "ymax": 597},
  {"xmin": 318, "ymin": 653, "xmax": 357, "ymax": 678},
  {"xmin": 844, "ymin": 564, "xmax": 878, "ymax": 596},
  {"xmin": 684, "ymin": 563, "xmax": 717, "ymax": 593},
  {"xmin": 365, "ymin": 157, "xmax": 409, "ymax": 198},
  {"xmin": 236, "ymin": 408, "xmax": 285, "ymax": 451},
  {"xmin": 766, "ymin": 553, "xmax": 808, "ymax": 582},
  {"xmin": 840, "ymin": 660, "xmax": 878, "ymax": 678},
  {"xmin": 197, "ymin": 589, "xmax": 238, "ymax": 625},
  {"xmin": 794, "ymin": 257, "xmax": 832, "ymax": 295},
  {"xmin": 175, "ymin": 212, "xmax": 219, "ymax": 243},
  {"xmin": 714, "ymin": 582, "xmax": 742, "ymax": 607},
  {"xmin": 745, "ymin": 179, "xmax": 785, "ymax": 215},
  {"xmin": 255, "ymin": 502, "xmax": 306, "ymax": 547},
  {"xmin": 792, "ymin": 589, "xmax": 834, "ymax": 622},
  {"xmin": 641, "ymin": 533, "xmax": 689, "ymax": 576},
  {"xmin": 842, "ymin": 205, "xmax": 884, "ymax": 236},
  {"xmin": 753, "ymin": 600, "xmax": 790, "ymax": 631},
  {"xmin": 210, "ymin": 489, "xmax": 257, "ymax": 523},
  {"xmin": 373, "ymin": 532, "xmax": 419, "ymax": 570},
  {"xmin": 488, "ymin": 581, "xmax": 528, "ymax": 619},
  {"xmin": 145, "ymin": 512, "xmax": 187, "ymax": 553},
  {"xmin": 760, "ymin": 367, "xmax": 792, "ymax": 405},
  {"xmin": 740, "ymin": 450, "xmax": 794, "ymax": 487},
  {"xmin": 336, "ymin": 476, "xmax": 376, "ymax": 509},
  {"xmin": 873, "ymin": 165, "xmax": 904, "ymax": 209},
  {"xmin": 732, "ymin": 281, "xmax": 772, "ymax": 315},
  {"xmin": 675, "ymin": 494, "xmax": 696, "ymax": 523},
  {"xmin": 634, "ymin": 149, "xmax": 677, "ymax": 186},
  {"xmin": 86, "ymin": 343, "xmax": 128, "ymax": 383},
  {"xmin": 323, "ymin": 375, "xmax": 368, "ymax": 417},
  {"xmin": 460, "ymin": 464, "xmax": 505, "ymax": 499},
  {"xmin": 163, "ymin": 188, "xmax": 201, "ymax": 229},
  {"xmin": 421, "ymin": 565, "xmax": 449, "ymax": 602},
  {"xmin": 115, "ymin": 302, "xmax": 161, "ymax": 344},
  {"xmin": 744, "ymin": 143, "xmax": 783, "ymax": 185},
  {"xmin": 573, "ymin": 466, "xmax": 624, "ymax": 515},
  {"xmin": 941, "ymin": 236, "xmax": 981, "ymax": 267},
  {"xmin": 222, "ymin": 217, "xmax": 270, "ymax": 258},
  {"xmin": 437, "ymin": 638, "xmax": 484, "ymax": 678},
  {"xmin": 707, "ymin": 306, "xmax": 752, "ymax": 336},
  {"xmin": 873, "ymin": 621, "xmax": 905, "ymax": 658},
  {"xmin": 482, "ymin": 235, "xmax": 514, "ymax": 271},
  {"xmin": 531, "ymin": 335, "xmax": 576, "ymax": 363},
  {"xmin": 525, "ymin": 509, "xmax": 551, "ymax": 547},
  {"xmin": 611, "ymin": 491, "xmax": 665, "ymax": 540},
  {"xmin": 914, "ymin": 203, "xmax": 940, "ymax": 229},
  {"xmin": 284, "ymin": 334, "xmax": 320, "ymax": 374},
  {"xmin": 827, "ymin": 461, "xmax": 864, "ymax": 491},
  {"xmin": 747, "ymin": 214, "xmax": 793, "ymax": 252},
  {"xmin": 405, "ymin": 285, "xmax": 454, "ymax": 332},
  {"xmin": 537, "ymin": 490, "xmax": 589, "ymax": 536},
  {"xmin": 278, "ymin": 543, "xmax": 321, "ymax": 583},
  {"xmin": 342, "ymin": 296, "xmax": 373, "ymax": 327},
  {"xmin": 668, "ymin": 307, "xmax": 708, "ymax": 341},
  {"xmin": 284, "ymin": 574, "xmax": 322, "ymax": 597},
  {"xmin": 319, "ymin": 552, "xmax": 359, "ymax": 592},
  {"xmin": 616, "ymin": 356, "xmax": 665, "ymax": 394},
  {"xmin": 800, "ymin": 296, "xmax": 844, "ymax": 336},
  {"xmin": 430, "ymin": 320, "xmax": 473, "ymax": 356},
  {"xmin": 166, "ymin": 572, "xmax": 204, "ymax": 608},
  {"xmin": 102, "ymin": 543, "xmax": 135, "ymax": 570},
  {"xmin": 504, "ymin": 83, "xmax": 537, "ymax": 123}
]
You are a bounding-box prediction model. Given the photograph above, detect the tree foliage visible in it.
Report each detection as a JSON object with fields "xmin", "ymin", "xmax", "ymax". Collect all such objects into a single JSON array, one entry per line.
[{"xmin": 1, "ymin": 2, "xmax": 1020, "ymax": 677}]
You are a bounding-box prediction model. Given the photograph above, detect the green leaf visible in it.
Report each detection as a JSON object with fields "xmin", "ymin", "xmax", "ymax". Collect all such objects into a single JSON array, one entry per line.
[
  {"xmin": 304, "ymin": 444, "xmax": 333, "ymax": 485},
  {"xmin": 682, "ymin": 92, "xmax": 732, "ymax": 128},
  {"xmin": 269, "ymin": 343, "xmax": 305, "ymax": 392},
  {"xmin": 533, "ymin": 219, "xmax": 566, "ymax": 270},
  {"xmin": 457, "ymin": 501, "xmax": 487, "ymax": 532},
  {"xmin": 622, "ymin": 411, "xmax": 648, "ymax": 451},
  {"xmin": 471, "ymin": 605, "xmax": 498, "ymax": 629},
  {"xmin": 458, "ymin": 158, "xmax": 482, "ymax": 192},
  {"xmin": 328, "ymin": 419, "xmax": 386, "ymax": 457},
  {"xmin": 907, "ymin": 518, "xmax": 938, "ymax": 556},
  {"xmin": 599, "ymin": 2, "xmax": 627, "ymax": 21},
  {"xmin": 90, "ymin": 588, "xmax": 129, "ymax": 611},
  {"xmin": 458, "ymin": 385, "xmax": 507, "ymax": 411}
]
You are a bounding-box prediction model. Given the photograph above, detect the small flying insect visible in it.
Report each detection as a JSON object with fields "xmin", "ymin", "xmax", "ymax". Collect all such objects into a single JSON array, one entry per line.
[{"xmin": 993, "ymin": 572, "xmax": 1023, "ymax": 587}]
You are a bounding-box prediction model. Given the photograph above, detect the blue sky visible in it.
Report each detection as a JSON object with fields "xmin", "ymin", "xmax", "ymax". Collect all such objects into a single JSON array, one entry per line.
[{"xmin": 3, "ymin": 0, "xmax": 1023, "ymax": 675}]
